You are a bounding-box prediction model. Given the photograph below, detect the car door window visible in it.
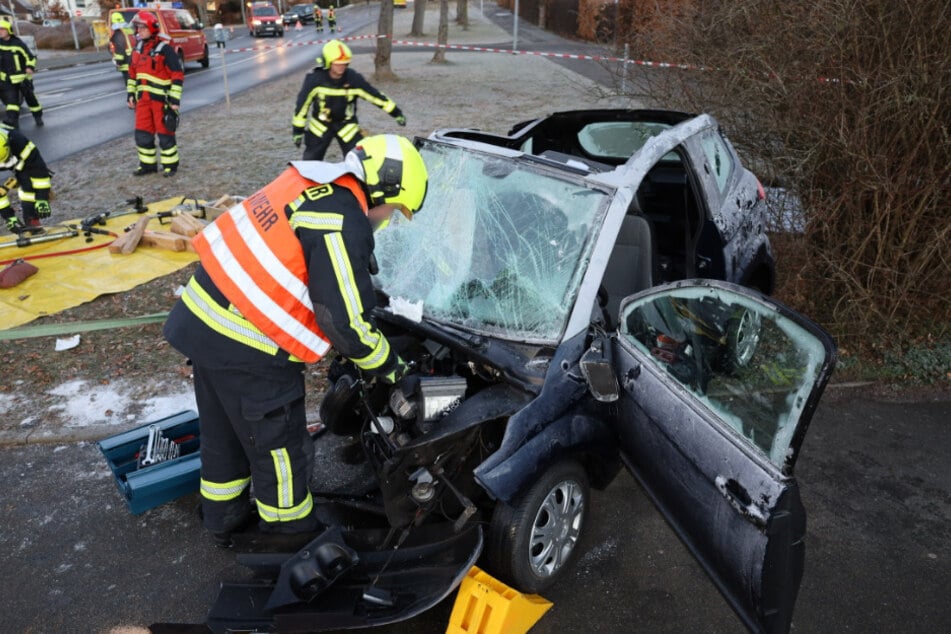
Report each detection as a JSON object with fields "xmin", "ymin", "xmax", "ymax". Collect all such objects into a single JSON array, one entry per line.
[
  {"xmin": 619, "ymin": 285, "xmax": 827, "ymax": 470},
  {"xmin": 698, "ymin": 130, "xmax": 733, "ymax": 195},
  {"xmin": 176, "ymin": 10, "xmax": 196, "ymax": 29}
]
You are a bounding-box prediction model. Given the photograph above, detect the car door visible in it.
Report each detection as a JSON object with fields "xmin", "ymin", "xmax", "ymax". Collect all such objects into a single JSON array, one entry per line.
[{"xmin": 611, "ymin": 280, "xmax": 836, "ymax": 633}]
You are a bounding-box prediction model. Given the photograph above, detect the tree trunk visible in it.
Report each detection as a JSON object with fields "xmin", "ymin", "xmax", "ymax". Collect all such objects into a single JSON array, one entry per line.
[
  {"xmin": 374, "ymin": 0, "xmax": 396, "ymax": 79},
  {"xmin": 431, "ymin": 0, "xmax": 449, "ymax": 63},
  {"xmin": 410, "ymin": 0, "xmax": 427, "ymax": 36},
  {"xmin": 455, "ymin": 0, "xmax": 469, "ymax": 30}
]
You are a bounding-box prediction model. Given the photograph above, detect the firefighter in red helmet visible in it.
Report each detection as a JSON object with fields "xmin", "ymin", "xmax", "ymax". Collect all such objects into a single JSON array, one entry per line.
[{"xmin": 126, "ymin": 11, "xmax": 183, "ymax": 177}]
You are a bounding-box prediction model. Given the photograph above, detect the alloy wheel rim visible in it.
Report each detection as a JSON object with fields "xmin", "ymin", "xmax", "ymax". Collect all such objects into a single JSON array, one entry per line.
[{"xmin": 528, "ymin": 479, "xmax": 585, "ymax": 578}]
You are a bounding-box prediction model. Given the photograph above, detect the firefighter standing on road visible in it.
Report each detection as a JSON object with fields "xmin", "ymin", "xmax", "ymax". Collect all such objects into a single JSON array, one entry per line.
[
  {"xmin": 0, "ymin": 19, "xmax": 43, "ymax": 129},
  {"xmin": 314, "ymin": 4, "xmax": 323, "ymax": 32},
  {"xmin": 163, "ymin": 134, "xmax": 428, "ymax": 544},
  {"xmin": 0, "ymin": 127, "xmax": 52, "ymax": 233},
  {"xmin": 292, "ymin": 40, "xmax": 407, "ymax": 160},
  {"xmin": 327, "ymin": 7, "xmax": 337, "ymax": 32},
  {"xmin": 126, "ymin": 11, "xmax": 183, "ymax": 177},
  {"xmin": 109, "ymin": 12, "xmax": 133, "ymax": 83}
]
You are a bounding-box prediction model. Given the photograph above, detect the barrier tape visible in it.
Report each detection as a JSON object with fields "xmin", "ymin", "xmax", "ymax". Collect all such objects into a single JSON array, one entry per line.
[
  {"xmin": 222, "ymin": 32, "xmax": 706, "ymax": 71},
  {"xmin": 222, "ymin": 32, "xmax": 845, "ymax": 84}
]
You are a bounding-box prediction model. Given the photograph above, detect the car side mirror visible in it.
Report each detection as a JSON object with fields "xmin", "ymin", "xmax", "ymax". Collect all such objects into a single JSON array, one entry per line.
[
  {"xmin": 580, "ymin": 339, "xmax": 619, "ymax": 402},
  {"xmin": 197, "ymin": 22, "xmax": 204, "ymax": 30}
]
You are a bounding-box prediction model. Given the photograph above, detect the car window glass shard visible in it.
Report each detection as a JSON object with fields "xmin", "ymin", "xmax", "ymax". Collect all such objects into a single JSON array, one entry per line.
[
  {"xmin": 619, "ymin": 285, "xmax": 826, "ymax": 469},
  {"xmin": 374, "ymin": 142, "xmax": 610, "ymax": 342}
]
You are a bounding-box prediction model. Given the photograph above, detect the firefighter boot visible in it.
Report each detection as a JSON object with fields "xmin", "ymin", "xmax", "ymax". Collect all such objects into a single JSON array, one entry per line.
[{"xmin": 133, "ymin": 165, "xmax": 158, "ymax": 176}]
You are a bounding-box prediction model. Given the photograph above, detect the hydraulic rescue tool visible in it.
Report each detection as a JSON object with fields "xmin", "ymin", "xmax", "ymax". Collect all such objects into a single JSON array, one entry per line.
[
  {"xmin": 0, "ymin": 224, "xmax": 79, "ymax": 249},
  {"xmin": 78, "ymin": 196, "xmax": 149, "ymax": 241}
]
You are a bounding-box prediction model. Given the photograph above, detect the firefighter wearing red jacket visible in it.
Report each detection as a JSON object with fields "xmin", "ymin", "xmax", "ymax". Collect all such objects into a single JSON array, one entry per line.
[{"xmin": 126, "ymin": 11, "xmax": 183, "ymax": 177}]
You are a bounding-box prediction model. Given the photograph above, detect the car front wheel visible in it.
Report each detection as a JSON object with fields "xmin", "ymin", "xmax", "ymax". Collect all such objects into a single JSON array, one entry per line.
[{"xmin": 486, "ymin": 460, "xmax": 589, "ymax": 593}]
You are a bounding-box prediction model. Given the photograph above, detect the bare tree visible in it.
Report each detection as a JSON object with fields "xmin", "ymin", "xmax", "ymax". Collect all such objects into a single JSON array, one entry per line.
[
  {"xmin": 455, "ymin": 0, "xmax": 468, "ymax": 30},
  {"xmin": 410, "ymin": 0, "xmax": 428, "ymax": 36},
  {"xmin": 431, "ymin": 0, "xmax": 449, "ymax": 63},
  {"xmin": 374, "ymin": 0, "xmax": 397, "ymax": 79},
  {"xmin": 620, "ymin": 0, "xmax": 951, "ymax": 352}
]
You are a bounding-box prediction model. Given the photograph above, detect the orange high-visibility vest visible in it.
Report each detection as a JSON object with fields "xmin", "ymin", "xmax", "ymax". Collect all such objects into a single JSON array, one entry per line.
[{"xmin": 192, "ymin": 167, "xmax": 368, "ymax": 362}]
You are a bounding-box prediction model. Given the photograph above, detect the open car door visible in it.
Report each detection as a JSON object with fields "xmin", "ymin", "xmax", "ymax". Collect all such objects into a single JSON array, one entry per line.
[{"xmin": 610, "ymin": 280, "xmax": 836, "ymax": 633}]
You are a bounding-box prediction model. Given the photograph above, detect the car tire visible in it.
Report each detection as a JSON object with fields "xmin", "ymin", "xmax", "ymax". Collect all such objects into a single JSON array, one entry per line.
[
  {"xmin": 200, "ymin": 45, "xmax": 209, "ymax": 68},
  {"xmin": 176, "ymin": 49, "xmax": 185, "ymax": 69},
  {"xmin": 486, "ymin": 460, "xmax": 589, "ymax": 593},
  {"xmin": 717, "ymin": 307, "xmax": 763, "ymax": 373}
]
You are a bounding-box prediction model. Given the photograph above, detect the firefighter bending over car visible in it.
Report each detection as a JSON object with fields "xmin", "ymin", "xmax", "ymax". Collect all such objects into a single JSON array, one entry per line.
[
  {"xmin": 0, "ymin": 19, "xmax": 43, "ymax": 129},
  {"xmin": 163, "ymin": 134, "xmax": 428, "ymax": 545},
  {"xmin": 109, "ymin": 12, "xmax": 133, "ymax": 83},
  {"xmin": 292, "ymin": 40, "xmax": 407, "ymax": 161},
  {"xmin": 0, "ymin": 127, "xmax": 52, "ymax": 233},
  {"xmin": 126, "ymin": 11, "xmax": 183, "ymax": 177}
]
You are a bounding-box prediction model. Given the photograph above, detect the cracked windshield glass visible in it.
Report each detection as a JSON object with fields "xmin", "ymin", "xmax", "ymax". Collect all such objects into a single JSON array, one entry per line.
[{"xmin": 374, "ymin": 141, "xmax": 611, "ymax": 341}]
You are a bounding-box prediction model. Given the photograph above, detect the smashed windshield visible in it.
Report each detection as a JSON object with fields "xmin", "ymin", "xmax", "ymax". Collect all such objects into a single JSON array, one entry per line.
[{"xmin": 374, "ymin": 141, "xmax": 611, "ymax": 342}]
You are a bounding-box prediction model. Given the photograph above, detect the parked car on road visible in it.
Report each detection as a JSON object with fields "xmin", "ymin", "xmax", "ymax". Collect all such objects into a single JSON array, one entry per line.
[
  {"xmin": 203, "ymin": 110, "xmax": 835, "ymax": 634},
  {"xmin": 282, "ymin": 3, "xmax": 314, "ymax": 25},
  {"xmin": 109, "ymin": 7, "xmax": 209, "ymax": 69}
]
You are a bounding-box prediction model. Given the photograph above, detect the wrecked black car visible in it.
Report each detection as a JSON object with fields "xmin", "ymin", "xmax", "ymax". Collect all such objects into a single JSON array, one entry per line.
[{"xmin": 204, "ymin": 110, "xmax": 836, "ymax": 634}]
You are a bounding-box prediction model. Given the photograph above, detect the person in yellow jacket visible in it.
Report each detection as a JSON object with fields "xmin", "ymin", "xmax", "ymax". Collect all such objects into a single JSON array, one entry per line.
[
  {"xmin": 314, "ymin": 4, "xmax": 323, "ymax": 32},
  {"xmin": 109, "ymin": 12, "xmax": 134, "ymax": 83},
  {"xmin": 0, "ymin": 19, "xmax": 43, "ymax": 128},
  {"xmin": 163, "ymin": 134, "xmax": 428, "ymax": 545}
]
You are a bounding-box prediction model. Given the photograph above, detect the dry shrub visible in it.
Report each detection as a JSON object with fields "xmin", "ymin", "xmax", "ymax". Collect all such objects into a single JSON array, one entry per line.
[{"xmin": 613, "ymin": 0, "xmax": 951, "ymax": 354}]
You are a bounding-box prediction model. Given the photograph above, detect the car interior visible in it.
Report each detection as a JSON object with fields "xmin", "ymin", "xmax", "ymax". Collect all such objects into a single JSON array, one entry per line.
[{"xmin": 439, "ymin": 113, "xmax": 719, "ymax": 327}]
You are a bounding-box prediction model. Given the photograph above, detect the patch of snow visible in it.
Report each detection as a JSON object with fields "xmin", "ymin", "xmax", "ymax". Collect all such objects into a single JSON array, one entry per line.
[{"xmin": 46, "ymin": 379, "xmax": 196, "ymax": 428}]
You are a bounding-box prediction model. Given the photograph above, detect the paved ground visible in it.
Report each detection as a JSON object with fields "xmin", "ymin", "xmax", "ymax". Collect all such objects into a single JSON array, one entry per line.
[{"xmin": 0, "ymin": 386, "xmax": 948, "ymax": 633}]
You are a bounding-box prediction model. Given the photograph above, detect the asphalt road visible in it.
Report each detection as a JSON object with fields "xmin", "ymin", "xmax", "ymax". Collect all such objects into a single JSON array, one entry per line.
[
  {"xmin": 29, "ymin": 7, "xmax": 380, "ymax": 164},
  {"xmin": 0, "ymin": 387, "xmax": 948, "ymax": 632}
]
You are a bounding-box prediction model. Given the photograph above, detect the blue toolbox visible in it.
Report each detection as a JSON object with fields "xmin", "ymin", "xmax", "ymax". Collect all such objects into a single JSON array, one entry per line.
[{"xmin": 97, "ymin": 410, "xmax": 202, "ymax": 515}]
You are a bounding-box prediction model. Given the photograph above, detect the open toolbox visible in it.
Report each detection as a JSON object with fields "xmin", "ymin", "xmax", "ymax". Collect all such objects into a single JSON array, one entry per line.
[{"xmin": 97, "ymin": 410, "xmax": 202, "ymax": 514}]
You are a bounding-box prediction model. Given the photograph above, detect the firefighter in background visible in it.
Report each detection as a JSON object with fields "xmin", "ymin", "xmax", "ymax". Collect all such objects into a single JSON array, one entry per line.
[
  {"xmin": 109, "ymin": 12, "xmax": 133, "ymax": 83},
  {"xmin": 0, "ymin": 19, "xmax": 43, "ymax": 128},
  {"xmin": 163, "ymin": 134, "xmax": 428, "ymax": 544},
  {"xmin": 126, "ymin": 11, "xmax": 183, "ymax": 177},
  {"xmin": 314, "ymin": 4, "xmax": 323, "ymax": 32},
  {"xmin": 292, "ymin": 40, "xmax": 407, "ymax": 161},
  {"xmin": 327, "ymin": 6, "xmax": 338, "ymax": 32},
  {"xmin": 0, "ymin": 127, "xmax": 52, "ymax": 233}
]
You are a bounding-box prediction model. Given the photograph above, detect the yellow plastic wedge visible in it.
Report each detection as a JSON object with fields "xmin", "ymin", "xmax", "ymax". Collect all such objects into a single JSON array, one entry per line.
[{"xmin": 446, "ymin": 566, "xmax": 553, "ymax": 634}]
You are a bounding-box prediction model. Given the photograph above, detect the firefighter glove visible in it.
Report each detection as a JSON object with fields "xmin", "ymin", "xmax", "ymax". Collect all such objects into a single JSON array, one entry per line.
[
  {"xmin": 380, "ymin": 356, "xmax": 409, "ymax": 385},
  {"xmin": 394, "ymin": 114, "xmax": 407, "ymax": 127},
  {"xmin": 35, "ymin": 200, "xmax": 51, "ymax": 219},
  {"xmin": 293, "ymin": 134, "xmax": 303, "ymax": 148}
]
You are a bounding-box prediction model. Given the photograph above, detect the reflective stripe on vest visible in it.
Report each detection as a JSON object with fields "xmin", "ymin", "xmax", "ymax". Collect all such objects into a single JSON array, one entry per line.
[{"xmin": 193, "ymin": 167, "xmax": 368, "ymax": 363}]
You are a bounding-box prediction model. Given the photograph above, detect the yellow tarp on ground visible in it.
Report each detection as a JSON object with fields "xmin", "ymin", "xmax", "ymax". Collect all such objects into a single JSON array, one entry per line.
[{"xmin": 0, "ymin": 198, "xmax": 202, "ymax": 330}]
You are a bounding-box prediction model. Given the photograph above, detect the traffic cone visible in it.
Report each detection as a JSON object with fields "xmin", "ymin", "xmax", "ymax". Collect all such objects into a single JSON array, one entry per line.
[{"xmin": 295, "ymin": 19, "xmax": 302, "ymax": 31}]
